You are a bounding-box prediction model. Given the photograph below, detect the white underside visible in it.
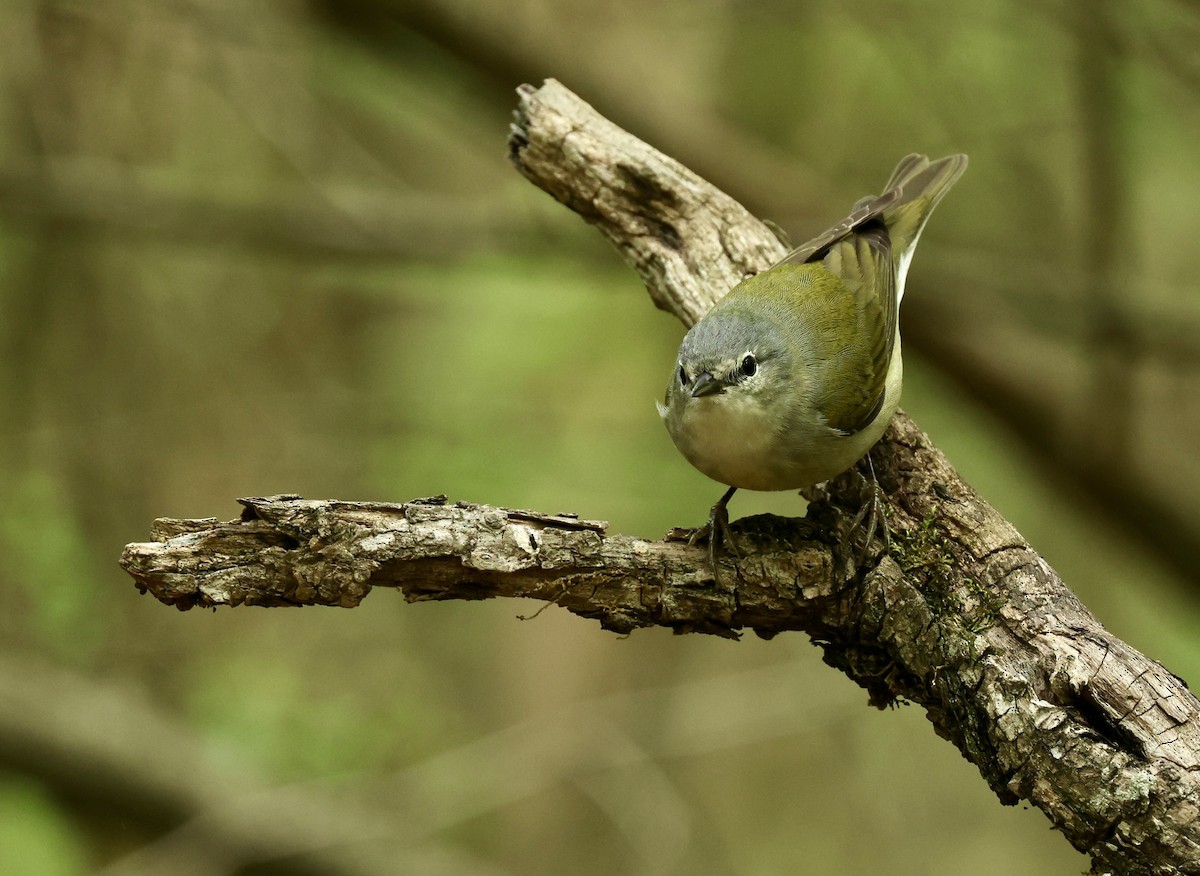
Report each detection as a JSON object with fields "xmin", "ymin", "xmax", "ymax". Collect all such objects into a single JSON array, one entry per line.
[{"xmin": 667, "ymin": 344, "xmax": 903, "ymax": 492}]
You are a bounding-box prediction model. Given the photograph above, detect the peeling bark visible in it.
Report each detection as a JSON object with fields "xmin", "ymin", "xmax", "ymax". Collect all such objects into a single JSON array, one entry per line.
[{"xmin": 120, "ymin": 80, "xmax": 1200, "ymax": 875}]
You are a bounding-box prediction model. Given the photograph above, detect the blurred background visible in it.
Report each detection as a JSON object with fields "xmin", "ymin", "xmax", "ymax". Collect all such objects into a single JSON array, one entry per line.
[{"xmin": 2, "ymin": 0, "xmax": 1198, "ymax": 873}]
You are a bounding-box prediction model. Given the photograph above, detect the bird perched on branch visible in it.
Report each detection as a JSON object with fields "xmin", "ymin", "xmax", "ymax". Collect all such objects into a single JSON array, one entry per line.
[{"xmin": 658, "ymin": 153, "xmax": 968, "ymax": 578}]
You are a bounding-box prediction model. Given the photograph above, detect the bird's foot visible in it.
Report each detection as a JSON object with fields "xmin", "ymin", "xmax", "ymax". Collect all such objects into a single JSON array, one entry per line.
[
  {"xmin": 849, "ymin": 455, "xmax": 890, "ymax": 563},
  {"xmin": 683, "ymin": 486, "xmax": 739, "ymax": 585}
]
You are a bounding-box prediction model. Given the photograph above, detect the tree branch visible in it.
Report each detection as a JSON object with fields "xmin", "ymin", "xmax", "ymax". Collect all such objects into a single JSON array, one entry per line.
[{"xmin": 120, "ymin": 80, "xmax": 1200, "ymax": 876}]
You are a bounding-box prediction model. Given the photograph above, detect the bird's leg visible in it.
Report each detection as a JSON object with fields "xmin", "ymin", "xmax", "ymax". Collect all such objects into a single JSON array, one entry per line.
[
  {"xmin": 849, "ymin": 452, "xmax": 890, "ymax": 561},
  {"xmin": 687, "ymin": 485, "xmax": 739, "ymax": 583}
]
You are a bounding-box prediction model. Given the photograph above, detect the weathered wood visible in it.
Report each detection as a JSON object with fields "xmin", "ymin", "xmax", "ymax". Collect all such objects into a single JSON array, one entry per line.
[{"xmin": 120, "ymin": 80, "xmax": 1200, "ymax": 875}]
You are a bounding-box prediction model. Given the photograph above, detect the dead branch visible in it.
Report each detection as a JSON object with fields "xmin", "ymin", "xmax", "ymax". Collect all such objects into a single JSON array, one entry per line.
[{"xmin": 120, "ymin": 80, "xmax": 1200, "ymax": 876}]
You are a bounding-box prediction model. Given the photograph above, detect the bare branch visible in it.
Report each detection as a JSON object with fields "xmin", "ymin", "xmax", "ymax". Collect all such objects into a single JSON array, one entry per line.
[
  {"xmin": 507, "ymin": 81, "xmax": 789, "ymax": 326},
  {"xmin": 120, "ymin": 80, "xmax": 1200, "ymax": 875}
]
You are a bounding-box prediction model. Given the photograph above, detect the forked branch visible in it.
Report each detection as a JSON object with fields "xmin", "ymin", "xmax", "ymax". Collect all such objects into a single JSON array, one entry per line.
[{"xmin": 120, "ymin": 80, "xmax": 1200, "ymax": 875}]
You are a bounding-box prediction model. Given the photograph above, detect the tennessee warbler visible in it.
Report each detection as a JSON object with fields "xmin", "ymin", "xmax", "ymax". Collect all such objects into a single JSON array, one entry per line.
[{"xmin": 658, "ymin": 153, "xmax": 967, "ymax": 571}]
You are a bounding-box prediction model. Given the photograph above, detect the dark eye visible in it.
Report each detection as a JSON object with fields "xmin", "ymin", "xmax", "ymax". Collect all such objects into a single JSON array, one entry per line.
[
  {"xmin": 678, "ymin": 364, "xmax": 688, "ymax": 387},
  {"xmin": 740, "ymin": 353, "xmax": 757, "ymax": 377}
]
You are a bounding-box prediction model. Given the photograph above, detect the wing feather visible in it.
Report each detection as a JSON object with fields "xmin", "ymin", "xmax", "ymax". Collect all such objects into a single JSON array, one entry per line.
[{"xmin": 771, "ymin": 154, "xmax": 966, "ymax": 435}]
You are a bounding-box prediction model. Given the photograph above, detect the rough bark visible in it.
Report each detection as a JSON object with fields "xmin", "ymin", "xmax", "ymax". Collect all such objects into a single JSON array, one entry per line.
[{"xmin": 120, "ymin": 80, "xmax": 1200, "ymax": 875}]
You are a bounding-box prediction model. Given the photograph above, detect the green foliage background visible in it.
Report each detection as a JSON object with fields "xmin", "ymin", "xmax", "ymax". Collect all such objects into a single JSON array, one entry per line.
[{"xmin": 1, "ymin": 1, "xmax": 1198, "ymax": 873}]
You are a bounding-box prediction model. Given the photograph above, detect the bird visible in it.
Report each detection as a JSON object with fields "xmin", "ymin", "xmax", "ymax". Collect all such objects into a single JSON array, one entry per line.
[{"xmin": 658, "ymin": 153, "xmax": 968, "ymax": 578}]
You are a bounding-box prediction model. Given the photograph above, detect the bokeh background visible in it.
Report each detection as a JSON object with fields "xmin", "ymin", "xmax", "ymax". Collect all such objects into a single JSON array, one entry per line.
[{"xmin": 2, "ymin": 1, "xmax": 1199, "ymax": 873}]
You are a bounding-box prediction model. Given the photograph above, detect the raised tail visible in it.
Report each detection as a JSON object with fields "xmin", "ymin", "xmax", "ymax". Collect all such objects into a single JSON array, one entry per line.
[
  {"xmin": 878, "ymin": 153, "xmax": 968, "ymax": 259},
  {"xmin": 777, "ymin": 153, "xmax": 967, "ymax": 275}
]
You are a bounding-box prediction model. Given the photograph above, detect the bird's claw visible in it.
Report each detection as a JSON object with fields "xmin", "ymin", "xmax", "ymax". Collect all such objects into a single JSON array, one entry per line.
[
  {"xmin": 850, "ymin": 456, "xmax": 891, "ymax": 563},
  {"xmin": 686, "ymin": 486, "xmax": 739, "ymax": 585}
]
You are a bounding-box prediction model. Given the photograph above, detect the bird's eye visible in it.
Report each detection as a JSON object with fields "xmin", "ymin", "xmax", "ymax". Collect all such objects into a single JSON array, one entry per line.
[
  {"xmin": 740, "ymin": 353, "xmax": 757, "ymax": 378},
  {"xmin": 678, "ymin": 364, "xmax": 688, "ymax": 387}
]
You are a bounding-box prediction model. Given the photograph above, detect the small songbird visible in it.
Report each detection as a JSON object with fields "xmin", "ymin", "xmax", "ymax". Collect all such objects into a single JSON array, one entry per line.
[{"xmin": 658, "ymin": 153, "xmax": 967, "ymax": 573}]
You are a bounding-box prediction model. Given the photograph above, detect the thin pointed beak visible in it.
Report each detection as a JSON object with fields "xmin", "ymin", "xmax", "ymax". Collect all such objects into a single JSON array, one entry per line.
[{"xmin": 691, "ymin": 371, "xmax": 724, "ymax": 398}]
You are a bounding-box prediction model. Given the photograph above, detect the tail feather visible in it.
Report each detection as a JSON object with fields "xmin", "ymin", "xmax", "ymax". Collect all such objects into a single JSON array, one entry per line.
[
  {"xmin": 879, "ymin": 153, "xmax": 968, "ymax": 258},
  {"xmin": 777, "ymin": 153, "xmax": 966, "ymax": 272}
]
